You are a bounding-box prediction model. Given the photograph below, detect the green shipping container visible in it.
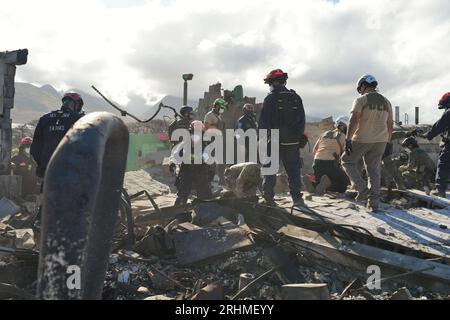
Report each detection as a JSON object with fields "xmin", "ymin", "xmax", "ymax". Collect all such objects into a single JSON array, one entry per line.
[{"xmin": 126, "ymin": 133, "xmax": 170, "ymax": 171}]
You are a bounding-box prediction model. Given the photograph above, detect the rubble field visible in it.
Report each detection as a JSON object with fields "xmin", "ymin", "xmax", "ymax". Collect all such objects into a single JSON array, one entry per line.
[{"xmin": 1, "ymin": 167, "xmax": 450, "ymax": 300}]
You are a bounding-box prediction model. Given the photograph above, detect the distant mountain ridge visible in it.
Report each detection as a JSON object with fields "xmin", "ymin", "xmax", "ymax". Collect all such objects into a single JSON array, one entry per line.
[
  {"xmin": 12, "ymin": 83, "xmax": 122, "ymax": 123},
  {"xmin": 11, "ymin": 82, "xmax": 325, "ymax": 124}
]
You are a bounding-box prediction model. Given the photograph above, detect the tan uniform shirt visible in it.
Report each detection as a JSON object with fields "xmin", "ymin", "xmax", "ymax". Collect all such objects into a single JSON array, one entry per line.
[
  {"xmin": 314, "ymin": 129, "xmax": 345, "ymax": 161},
  {"xmin": 204, "ymin": 111, "xmax": 224, "ymax": 131},
  {"xmin": 351, "ymin": 90, "xmax": 392, "ymax": 143}
]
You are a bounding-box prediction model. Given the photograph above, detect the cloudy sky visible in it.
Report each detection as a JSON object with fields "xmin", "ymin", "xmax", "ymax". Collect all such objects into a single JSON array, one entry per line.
[{"xmin": 2, "ymin": 0, "xmax": 449, "ymax": 123}]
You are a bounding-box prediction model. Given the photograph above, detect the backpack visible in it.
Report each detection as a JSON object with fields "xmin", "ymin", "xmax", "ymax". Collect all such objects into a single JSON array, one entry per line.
[
  {"xmin": 323, "ymin": 130, "xmax": 344, "ymax": 158},
  {"xmin": 273, "ymin": 89, "xmax": 305, "ymax": 144}
]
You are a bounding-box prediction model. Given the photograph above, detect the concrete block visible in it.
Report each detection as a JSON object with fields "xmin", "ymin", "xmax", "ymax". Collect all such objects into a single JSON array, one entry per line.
[
  {"xmin": 3, "ymin": 81, "xmax": 14, "ymax": 98},
  {"xmin": 6, "ymin": 228, "xmax": 35, "ymax": 250},
  {"xmin": 2, "ymin": 98, "xmax": 14, "ymax": 109},
  {"xmin": 6, "ymin": 65, "xmax": 16, "ymax": 76},
  {"xmin": 0, "ymin": 49, "xmax": 28, "ymax": 65},
  {"xmin": 281, "ymin": 283, "xmax": 330, "ymax": 300}
]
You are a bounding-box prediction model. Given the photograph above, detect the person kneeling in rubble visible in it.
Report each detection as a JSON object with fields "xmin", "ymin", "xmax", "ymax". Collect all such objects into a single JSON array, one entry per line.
[
  {"xmin": 223, "ymin": 162, "xmax": 261, "ymax": 200},
  {"xmin": 11, "ymin": 137, "xmax": 39, "ymax": 197},
  {"xmin": 399, "ymin": 136, "xmax": 436, "ymax": 193},
  {"xmin": 303, "ymin": 116, "xmax": 350, "ymax": 195},
  {"xmin": 169, "ymin": 120, "xmax": 213, "ymax": 206}
]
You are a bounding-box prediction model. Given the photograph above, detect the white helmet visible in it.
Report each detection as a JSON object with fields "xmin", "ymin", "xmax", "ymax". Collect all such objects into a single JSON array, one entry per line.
[
  {"xmin": 356, "ymin": 74, "xmax": 378, "ymax": 93},
  {"xmin": 334, "ymin": 115, "xmax": 349, "ymax": 128}
]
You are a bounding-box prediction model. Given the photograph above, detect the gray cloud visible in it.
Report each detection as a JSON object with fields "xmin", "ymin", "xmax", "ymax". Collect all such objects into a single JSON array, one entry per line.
[{"xmin": 4, "ymin": 0, "xmax": 450, "ymax": 124}]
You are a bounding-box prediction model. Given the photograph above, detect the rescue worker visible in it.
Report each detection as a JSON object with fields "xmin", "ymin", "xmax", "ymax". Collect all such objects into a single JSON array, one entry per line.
[
  {"xmin": 399, "ymin": 136, "xmax": 436, "ymax": 192},
  {"xmin": 204, "ymin": 98, "xmax": 228, "ymax": 185},
  {"xmin": 303, "ymin": 116, "xmax": 350, "ymax": 194},
  {"xmin": 168, "ymin": 105, "xmax": 196, "ymax": 147},
  {"xmin": 423, "ymin": 92, "xmax": 450, "ymax": 197},
  {"xmin": 224, "ymin": 162, "xmax": 261, "ymax": 200},
  {"xmin": 204, "ymin": 98, "xmax": 227, "ymax": 131},
  {"xmin": 236, "ymin": 103, "xmax": 258, "ymax": 131},
  {"xmin": 169, "ymin": 120, "xmax": 212, "ymax": 206},
  {"xmin": 31, "ymin": 92, "xmax": 85, "ymax": 179},
  {"xmin": 342, "ymin": 75, "xmax": 394, "ymax": 211},
  {"xmin": 10, "ymin": 137, "xmax": 38, "ymax": 197},
  {"xmin": 235, "ymin": 103, "xmax": 258, "ymax": 163},
  {"xmin": 381, "ymin": 131, "xmax": 408, "ymax": 190},
  {"xmin": 259, "ymin": 69, "xmax": 306, "ymax": 206}
]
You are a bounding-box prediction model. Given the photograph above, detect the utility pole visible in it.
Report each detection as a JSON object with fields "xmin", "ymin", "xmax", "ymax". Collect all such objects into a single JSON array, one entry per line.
[
  {"xmin": 415, "ymin": 106, "xmax": 420, "ymax": 125},
  {"xmin": 182, "ymin": 73, "xmax": 193, "ymax": 106},
  {"xmin": 395, "ymin": 106, "xmax": 400, "ymax": 125},
  {"xmin": 0, "ymin": 49, "xmax": 28, "ymax": 198}
]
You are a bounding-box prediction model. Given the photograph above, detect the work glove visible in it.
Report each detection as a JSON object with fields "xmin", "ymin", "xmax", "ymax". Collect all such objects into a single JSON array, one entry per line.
[
  {"xmin": 345, "ymin": 139, "xmax": 353, "ymax": 156},
  {"xmin": 399, "ymin": 165, "xmax": 408, "ymax": 173},
  {"xmin": 169, "ymin": 163, "xmax": 176, "ymax": 175}
]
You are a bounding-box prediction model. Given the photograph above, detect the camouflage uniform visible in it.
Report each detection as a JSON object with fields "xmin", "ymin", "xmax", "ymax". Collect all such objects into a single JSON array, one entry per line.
[
  {"xmin": 382, "ymin": 131, "xmax": 407, "ymax": 189},
  {"xmin": 224, "ymin": 162, "xmax": 261, "ymax": 198},
  {"xmin": 400, "ymin": 147, "xmax": 436, "ymax": 189}
]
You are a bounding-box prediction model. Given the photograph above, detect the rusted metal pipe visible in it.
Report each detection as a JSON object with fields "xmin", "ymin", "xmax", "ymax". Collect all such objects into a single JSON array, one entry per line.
[{"xmin": 37, "ymin": 112, "xmax": 129, "ymax": 300}]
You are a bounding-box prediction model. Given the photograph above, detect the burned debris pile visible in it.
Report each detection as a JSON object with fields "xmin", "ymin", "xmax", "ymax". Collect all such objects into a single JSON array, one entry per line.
[{"xmin": 1, "ymin": 167, "xmax": 450, "ymax": 300}]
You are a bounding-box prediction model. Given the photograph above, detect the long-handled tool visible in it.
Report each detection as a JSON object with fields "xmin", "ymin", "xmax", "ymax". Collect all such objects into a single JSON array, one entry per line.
[{"xmin": 91, "ymin": 85, "xmax": 182, "ymax": 123}]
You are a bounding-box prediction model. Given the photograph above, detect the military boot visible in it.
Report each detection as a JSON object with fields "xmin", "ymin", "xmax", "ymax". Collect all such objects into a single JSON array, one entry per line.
[
  {"xmin": 262, "ymin": 197, "xmax": 276, "ymax": 206},
  {"xmin": 366, "ymin": 197, "xmax": 380, "ymax": 212},
  {"xmin": 293, "ymin": 197, "xmax": 305, "ymax": 207},
  {"xmin": 355, "ymin": 188, "xmax": 370, "ymax": 201},
  {"xmin": 431, "ymin": 189, "xmax": 446, "ymax": 198}
]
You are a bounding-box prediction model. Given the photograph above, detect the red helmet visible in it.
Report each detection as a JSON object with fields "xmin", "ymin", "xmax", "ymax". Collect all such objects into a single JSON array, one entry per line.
[
  {"xmin": 21, "ymin": 137, "xmax": 33, "ymax": 145},
  {"xmin": 62, "ymin": 92, "xmax": 84, "ymax": 107},
  {"xmin": 264, "ymin": 69, "xmax": 288, "ymax": 84},
  {"xmin": 438, "ymin": 92, "xmax": 450, "ymax": 109}
]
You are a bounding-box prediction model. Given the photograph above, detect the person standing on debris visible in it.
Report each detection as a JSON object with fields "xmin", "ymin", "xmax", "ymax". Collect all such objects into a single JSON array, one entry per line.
[
  {"xmin": 204, "ymin": 98, "xmax": 228, "ymax": 185},
  {"xmin": 399, "ymin": 137, "xmax": 436, "ymax": 193},
  {"xmin": 204, "ymin": 98, "xmax": 227, "ymax": 131},
  {"xmin": 235, "ymin": 103, "xmax": 258, "ymax": 163},
  {"xmin": 169, "ymin": 120, "xmax": 212, "ymax": 206},
  {"xmin": 259, "ymin": 69, "xmax": 306, "ymax": 206},
  {"xmin": 303, "ymin": 116, "xmax": 350, "ymax": 195},
  {"xmin": 31, "ymin": 92, "xmax": 85, "ymax": 179},
  {"xmin": 341, "ymin": 75, "xmax": 393, "ymax": 211},
  {"xmin": 30, "ymin": 92, "xmax": 85, "ymax": 225},
  {"xmin": 10, "ymin": 137, "xmax": 38, "ymax": 197},
  {"xmin": 168, "ymin": 105, "xmax": 196, "ymax": 147},
  {"xmin": 423, "ymin": 93, "xmax": 450, "ymax": 197}
]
